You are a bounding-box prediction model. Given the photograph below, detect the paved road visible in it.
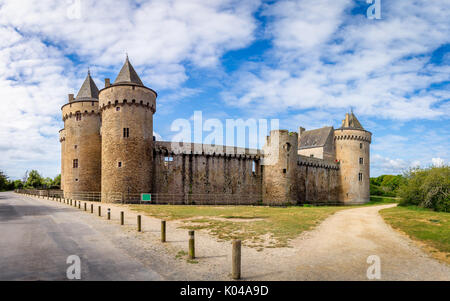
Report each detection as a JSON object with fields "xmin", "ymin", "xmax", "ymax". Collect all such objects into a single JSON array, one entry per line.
[{"xmin": 0, "ymin": 191, "xmax": 163, "ymax": 280}]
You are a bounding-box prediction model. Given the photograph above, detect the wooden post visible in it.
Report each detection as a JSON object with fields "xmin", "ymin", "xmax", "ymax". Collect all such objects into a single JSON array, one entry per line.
[
  {"xmin": 137, "ymin": 215, "xmax": 141, "ymax": 232},
  {"xmin": 98, "ymin": 206, "xmax": 101, "ymax": 217},
  {"xmin": 232, "ymin": 240, "xmax": 241, "ymax": 280},
  {"xmin": 188, "ymin": 230, "xmax": 195, "ymax": 259},
  {"xmin": 161, "ymin": 220, "xmax": 166, "ymax": 242},
  {"xmin": 84, "ymin": 203, "xmax": 87, "ymax": 211},
  {"xmin": 78, "ymin": 202, "xmax": 81, "ymax": 209},
  {"xmin": 90, "ymin": 204, "xmax": 93, "ymax": 213},
  {"xmin": 120, "ymin": 211, "xmax": 124, "ymax": 225},
  {"xmin": 107, "ymin": 208, "xmax": 111, "ymax": 220}
]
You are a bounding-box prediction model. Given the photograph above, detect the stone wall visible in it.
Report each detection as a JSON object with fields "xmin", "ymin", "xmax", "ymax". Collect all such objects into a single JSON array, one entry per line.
[
  {"xmin": 61, "ymin": 101, "xmax": 101, "ymax": 196},
  {"xmin": 151, "ymin": 141, "xmax": 262, "ymax": 204},
  {"xmin": 296, "ymin": 156, "xmax": 340, "ymax": 204},
  {"xmin": 99, "ymin": 84, "xmax": 156, "ymax": 202}
]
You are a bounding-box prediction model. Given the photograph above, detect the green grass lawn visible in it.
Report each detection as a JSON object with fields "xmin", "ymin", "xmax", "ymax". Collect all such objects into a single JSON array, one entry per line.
[
  {"xmin": 380, "ymin": 206, "xmax": 450, "ymax": 263},
  {"xmin": 369, "ymin": 195, "xmax": 400, "ymax": 204},
  {"xmin": 128, "ymin": 204, "xmax": 346, "ymax": 250}
]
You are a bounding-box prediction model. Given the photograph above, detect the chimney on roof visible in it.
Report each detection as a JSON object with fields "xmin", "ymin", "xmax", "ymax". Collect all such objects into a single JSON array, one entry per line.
[
  {"xmin": 68, "ymin": 94, "xmax": 74, "ymax": 102},
  {"xmin": 105, "ymin": 78, "xmax": 110, "ymax": 88}
]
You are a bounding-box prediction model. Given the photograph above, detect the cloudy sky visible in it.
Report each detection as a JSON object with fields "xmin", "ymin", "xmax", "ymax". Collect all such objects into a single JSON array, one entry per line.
[{"xmin": 0, "ymin": 0, "xmax": 449, "ymax": 179}]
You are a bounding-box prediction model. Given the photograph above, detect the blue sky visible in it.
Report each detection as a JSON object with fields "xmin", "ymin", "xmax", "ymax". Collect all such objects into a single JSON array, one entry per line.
[{"xmin": 0, "ymin": 0, "xmax": 448, "ymax": 179}]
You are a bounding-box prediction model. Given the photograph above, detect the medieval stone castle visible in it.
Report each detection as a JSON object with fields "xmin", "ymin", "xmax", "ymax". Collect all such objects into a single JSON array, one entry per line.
[{"xmin": 59, "ymin": 58, "xmax": 371, "ymax": 205}]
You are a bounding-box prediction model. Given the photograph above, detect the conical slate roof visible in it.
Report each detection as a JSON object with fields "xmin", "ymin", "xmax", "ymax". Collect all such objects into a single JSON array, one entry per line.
[
  {"xmin": 113, "ymin": 56, "xmax": 144, "ymax": 86},
  {"xmin": 340, "ymin": 112, "xmax": 364, "ymax": 130},
  {"xmin": 75, "ymin": 70, "xmax": 99, "ymax": 101}
]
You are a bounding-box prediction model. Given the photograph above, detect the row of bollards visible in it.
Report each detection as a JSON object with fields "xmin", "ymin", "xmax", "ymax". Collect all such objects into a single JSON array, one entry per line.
[{"xmin": 25, "ymin": 192, "xmax": 242, "ymax": 279}]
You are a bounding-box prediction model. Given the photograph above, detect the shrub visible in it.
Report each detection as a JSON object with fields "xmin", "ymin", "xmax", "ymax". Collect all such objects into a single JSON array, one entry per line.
[{"xmin": 399, "ymin": 166, "xmax": 449, "ymax": 212}]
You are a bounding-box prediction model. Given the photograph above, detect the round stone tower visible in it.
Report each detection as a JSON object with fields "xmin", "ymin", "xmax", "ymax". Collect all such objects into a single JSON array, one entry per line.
[
  {"xmin": 98, "ymin": 57, "xmax": 157, "ymax": 202},
  {"xmin": 334, "ymin": 112, "xmax": 371, "ymax": 204},
  {"xmin": 262, "ymin": 130, "xmax": 299, "ymax": 205},
  {"xmin": 60, "ymin": 71, "xmax": 101, "ymax": 197}
]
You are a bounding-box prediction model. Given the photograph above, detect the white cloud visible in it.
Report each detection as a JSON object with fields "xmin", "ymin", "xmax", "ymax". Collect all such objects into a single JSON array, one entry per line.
[
  {"xmin": 223, "ymin": 0, "xmax": 450, "ymax": 121},
  {"xmin": 431, "ymin": 157, "xmax": 445, "ymax": 167},
  {"xmin": 0, "ymin": 0, "xmax": 261, "ymax": 178}
]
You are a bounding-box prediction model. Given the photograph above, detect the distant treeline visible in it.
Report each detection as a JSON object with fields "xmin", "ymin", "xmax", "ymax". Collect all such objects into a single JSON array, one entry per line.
[
  {"xmin": 370, "ymin": 174, "xmax": 406, "ymax": 197},
  {"xmin": 0, "ymin": 169, "xmax": 60, "ymax": 191},
  {"xmin": 371, "ymin": 166, "xmax": 449, "ymax": 212}
]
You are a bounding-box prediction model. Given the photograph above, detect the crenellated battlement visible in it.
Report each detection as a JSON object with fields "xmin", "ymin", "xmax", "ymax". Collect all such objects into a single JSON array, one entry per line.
[
  {"xmin": 99, "ymin": 98, "xmax": 156, "ymax": 113},
  {"xmin": 99, "ymin": 84, "xmax": 156, "ymax": 114},
  {"xmin": 297, "ymin": 155, "xmax": 339, "ymax": 170},
  {"xmin": 59, "ymin": 128, "xmax": 66, "ymax": 143},
  {"xmin": 62, "ymin": 100, "xmax": 100, "ymax": 121},
  {"xmin": 154, "ymin": 141, "xmax": 261, "ymax": 159},
  {"xmin": 334, "ymin": 128, "xmax": 371, "ymax": 143}
]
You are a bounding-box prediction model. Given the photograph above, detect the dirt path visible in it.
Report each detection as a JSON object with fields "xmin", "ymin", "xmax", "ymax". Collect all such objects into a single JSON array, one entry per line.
[{"xmin": 18, "ymin": 196, "xmax": 450, "ymax": 280}]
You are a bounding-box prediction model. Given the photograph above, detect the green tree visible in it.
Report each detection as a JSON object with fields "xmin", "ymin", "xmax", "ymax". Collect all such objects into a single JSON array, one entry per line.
[
  {"xmin": 25, "ymin": 170, "xmax": 43, "ymax": 188},
  {"xmin": 399, "ymin": 166, "xmax": 449, "ymax": 212},
  {"xmin": 13, "ymin": 180, "xmax": 23, "ymax": 189},
  {"xmin": 52, "ymin": 174, "xmax": 61, "ymax": 188},
  {"xmin": 0, "ymin": 170, "xmax": 8, "ymax": 191}
]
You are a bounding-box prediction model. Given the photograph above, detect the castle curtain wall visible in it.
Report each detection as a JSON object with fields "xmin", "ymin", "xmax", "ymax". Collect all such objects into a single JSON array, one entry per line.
[
  {"xmin": 296, "ymin": 156, "xmax": 340, "ymax": 204},
  {"xmin": 151, "ymin": 142, "xmax": 262, "ymax": 204}
]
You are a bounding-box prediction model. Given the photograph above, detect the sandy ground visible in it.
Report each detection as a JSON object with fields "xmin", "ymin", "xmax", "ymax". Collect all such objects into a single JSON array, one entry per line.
[{"xmin": 24, "ymin": 195, "xmax": 450, "ymax": 280}]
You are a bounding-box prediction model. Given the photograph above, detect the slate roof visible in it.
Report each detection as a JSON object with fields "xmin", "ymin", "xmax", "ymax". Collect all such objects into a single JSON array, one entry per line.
[
  {"xmin": 75, "ymin": 70, "xmax": 99, "ymax": 101},
  {"xmin": 299, "ymin": 126, "xmax": 333, "ymax": 149},
  {"xmin": 113, "ymin": 57, "xmax": 144, "ymax": 86}
]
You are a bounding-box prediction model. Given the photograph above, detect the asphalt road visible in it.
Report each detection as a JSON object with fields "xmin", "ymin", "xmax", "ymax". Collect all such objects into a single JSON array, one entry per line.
[{"xmin": 0, "ymin": 191, "xmax": 163, "ymax": 280}]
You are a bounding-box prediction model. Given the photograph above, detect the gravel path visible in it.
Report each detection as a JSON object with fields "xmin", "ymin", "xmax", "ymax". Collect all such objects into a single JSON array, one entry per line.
[{"xmin": 7, "ymin": 194, "xmax": 449, "ymax": 280}]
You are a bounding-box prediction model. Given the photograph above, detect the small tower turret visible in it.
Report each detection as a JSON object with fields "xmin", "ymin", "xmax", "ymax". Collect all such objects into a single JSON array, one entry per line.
[
  {"xmin": 262, "ymin": 130, "xmax": 299, "ymax": 205},
  {"xmin": 60, "ymin": 71, "xmax": 101, "ymax": 197},
  {"xmin": 99, "ymin": 57, "xmax": 157, "ymax": 202},
  {"xmin": 334, "ymin": 112, "xmax": 371, "ymax": 204}
]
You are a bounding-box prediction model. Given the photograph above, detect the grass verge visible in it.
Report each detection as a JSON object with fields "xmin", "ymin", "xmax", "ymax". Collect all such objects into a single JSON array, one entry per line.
[
  {"xmin": 369, "ymin": 195, "xmax": 400, "ymax": 204},
  {"xmin": 380, "ymin": 205, "xmax": 450, "ymax": 264},
  {"xmin": 129, "ymin": 205, "xmax": 346, "ymax": 249}
]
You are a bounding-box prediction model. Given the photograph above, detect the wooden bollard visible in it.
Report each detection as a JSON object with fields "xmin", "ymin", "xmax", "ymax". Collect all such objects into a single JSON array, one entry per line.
[
  {"xmin": 120, "ymin": 211, "xmax": 124, "ymax": 225},
  {"xmin": 90, "ymin": 204, "xmax": 93, "ymax": 213},
  {"xmin": 188, "ymin": 230, "xmax": 195, "ymax": 259},
  {"xmin": 98, "ymin": 206, "xmax": 101, "ymax": 217},
  {"xmin": 84, "ymin": 203, "xmax": 87, "ymax": 211},
  {"xmin": 74, "ymin": 200, "xmax": 76, "ymax": 207},
  {"xmin": 232, "ymin": 240, "xmax": 241, "ymax": 280},
  {"xmin": 78, "ymin": 202, "xmax": 81, "ymax": 209},
  {"xmin": 137, "ymin": 215, "xmax": 141, "ymax": 232},
  {"xmin": 161, "ymin": 220, "xmax": 166, "ymax": 242},
  {"xmin": 107, "ymin": 208, "xmax": 111, "ymax": 220},
  {"xmin": 70, "ymin": 199, "xmax": 72, "ymax": 206}
]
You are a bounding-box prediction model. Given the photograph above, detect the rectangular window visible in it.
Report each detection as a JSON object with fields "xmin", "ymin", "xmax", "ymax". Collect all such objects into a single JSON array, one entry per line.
[
  {"xmin": 123, "ymin": 128, "xmax": 129, "ymax": 138},
  {"xmin": 73, "ymin": 159, "xmax": 78, "ymax": 168},
  {"xmin": 252, "ymin": 160, "xmax": 256, "ymax": 174},
  {"xmin": 75, "ymin": 112, "xmax": 82, "ymax": 121},
  {"xmin": 118, "ymin": 162, "xmax": 122, "ymax": 168},
  {"xmin": 359, "ymin": 157, "xmax": 363, "ymax": 164},
  {"xmin": 358, "ymin": 173, "xmax": 363, "ymax": 181},
  {"xmin": 360, "ymin": 143, "xmax": 363, "ymax": 149},
  {"xmin": 164, "ymin": 156, "xmax": 174, "ymax": 162}
]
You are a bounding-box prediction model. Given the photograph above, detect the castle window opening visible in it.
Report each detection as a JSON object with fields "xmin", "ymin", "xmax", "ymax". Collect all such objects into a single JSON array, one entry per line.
[
  {"xmin": 75, "ymin": 112, "xmax": 82, "ymax": 121},
  {"xmin": 116, "ymin": 106, "xmax": 120, "ymax": 112},
  {"xmin": 164, "ymin": 156, "xmax": 173, "ymax": 167},
  {"xmin": 252, "ymin": 160, "xmax": 256, "ymax": 174},
  {"xmin": 360, "ymin": 143, "xmax": 363, "ymax": 149},
  {"xmin": 310, "ymin": 154, "xmax": 314, "ymax": 158},
  {"xmin": 73, "ymin": 159, "xmax": 78, "ymax": 168},
  {"xmin": 74, "ymin": 145, "xmax": 77, "ymax": 149},
  {"xmin": 359, "ymin": 157, "xmax": 363, "ymax": 164},
  {"xmin": 75, "ymin": 178, "xmax": 78, "ymax": 182},
  {"xmin": 283, "ymin": 168, "xmax": 287, "ymax": 174},
  {"xmin": 358, "ymin": 173, "xmax": 363, "ymax": 181},
  {"xmin": 118, "ymin": 162, "xmax": 122, "ymax": 168},
  {"xmin": 123, "ymin": 128, "xmax": 129, "ymax": 138},
  {"xmin": 92, "ymin": 101, "xmax": 94, "ymax": 106}
]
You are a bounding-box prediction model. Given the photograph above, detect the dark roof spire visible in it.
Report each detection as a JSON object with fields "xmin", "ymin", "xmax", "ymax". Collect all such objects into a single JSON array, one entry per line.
[
  {"xmin": 75, "ymin": 70, "xmax": 99, "ymax": 101},
  {"xmin": 113, "ymin": 56, "xmax": 144, "ymax": 86}
]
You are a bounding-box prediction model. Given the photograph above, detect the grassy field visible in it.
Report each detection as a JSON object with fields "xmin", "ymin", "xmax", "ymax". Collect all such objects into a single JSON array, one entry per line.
[
  {"xmin": 128, "ymin": 204, "xmax": 346, "ymax": 250},
  {"xmin": 380, "ymin": 206, "xmax": 450, "ymax": 263},
  {"xmin": 369, "ymin": 195, "xmax": 400, "ymax": 204}
]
